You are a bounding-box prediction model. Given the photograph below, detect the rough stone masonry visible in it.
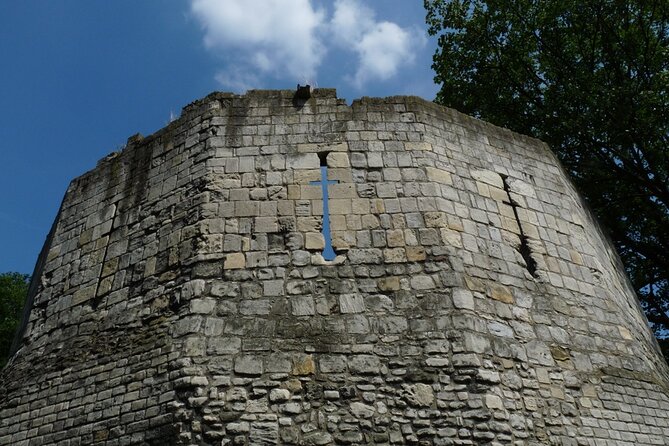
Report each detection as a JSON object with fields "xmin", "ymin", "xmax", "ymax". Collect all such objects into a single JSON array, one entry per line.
[{"xmin": 1, "ymin": 89, "xmax": 669, "ymax": 445}]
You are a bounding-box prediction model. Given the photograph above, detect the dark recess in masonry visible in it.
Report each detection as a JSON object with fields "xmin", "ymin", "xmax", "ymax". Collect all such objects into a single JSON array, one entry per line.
[
  {"xmin": 293, "ymin": 84, "xmax": 312, "ymax": 108},
  {"xmin": 501, "ymin": 175, "xmax": 539, "ymax": 278}
]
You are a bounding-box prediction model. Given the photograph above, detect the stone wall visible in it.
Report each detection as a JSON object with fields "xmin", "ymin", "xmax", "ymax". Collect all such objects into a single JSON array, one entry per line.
[{"xmin": 2, "ymin": 89, "xmax": 668, "ymax": 445}]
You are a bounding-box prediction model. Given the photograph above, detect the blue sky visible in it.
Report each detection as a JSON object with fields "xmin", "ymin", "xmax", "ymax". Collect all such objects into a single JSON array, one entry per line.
[{"xmin": 0, "ymin": 1, "xmax": 440, "ymax": 274}]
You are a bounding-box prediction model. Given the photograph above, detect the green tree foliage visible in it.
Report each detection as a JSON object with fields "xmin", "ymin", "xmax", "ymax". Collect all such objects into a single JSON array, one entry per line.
[
  {"xmin": 425, "ymin": 0, "xmax": 669, "ymax": 334},
  {"xmin": 0, "ymin": 272, "xmax": 29, "ymax": 368}
]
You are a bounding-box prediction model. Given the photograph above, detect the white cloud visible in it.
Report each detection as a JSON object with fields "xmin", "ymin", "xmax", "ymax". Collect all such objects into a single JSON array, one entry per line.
[
  {"xmin": 353, "ymin": 22, "xmax": 422, "ymax": 87},
  {"xmin": 214, "ymin": 67, "xmax": 261, "ymax": 93},
  {"xmin": 190, "ymin": 0, "xmax": 424, "ymax": 91},
  {"xmin": 191, "ymin": 0, "xmax": 326, "ymax": 90},
  {"xmin": 331, "ymin": 0, "xmax": 424, "ymax": 88},
  {"xmin": 330, "ymin": 0, "xmax": 374, "ymax": 45}
]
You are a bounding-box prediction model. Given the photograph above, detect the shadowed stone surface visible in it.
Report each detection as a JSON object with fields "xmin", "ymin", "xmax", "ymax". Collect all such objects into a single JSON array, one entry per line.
[{"xmin": 1, "ymin": 89, "xmax": 669, "ymax": 445}]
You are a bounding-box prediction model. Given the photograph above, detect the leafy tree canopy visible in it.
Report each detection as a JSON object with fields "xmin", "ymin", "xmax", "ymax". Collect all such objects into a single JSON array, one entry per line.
[
  {"xmin": 425, "ymin": 0, "xmax": 669, "ymax": 334},
  {"xmin": 0, "ymin": 272, "xmax": 29, "ymax": 368}
]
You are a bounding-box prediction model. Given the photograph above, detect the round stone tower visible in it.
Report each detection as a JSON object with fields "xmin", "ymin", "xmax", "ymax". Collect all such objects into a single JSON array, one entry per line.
[{"xmin": 2, "ymin": 89, "xmax": 668, "ymax": 445}]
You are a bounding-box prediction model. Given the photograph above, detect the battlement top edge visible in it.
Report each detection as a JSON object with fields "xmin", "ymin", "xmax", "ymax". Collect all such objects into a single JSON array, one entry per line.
[{"xmin": 73, "ymin": 88, "xmax": 551, "ymax": 190}]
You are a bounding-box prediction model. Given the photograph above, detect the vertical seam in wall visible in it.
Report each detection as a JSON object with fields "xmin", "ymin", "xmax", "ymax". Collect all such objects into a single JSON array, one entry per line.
[
  {"xmin": 92, "ymin": 203, "xmax": 120, "ymax": 309},
  {"xmin": 501, "ymin": 175, "xmax": 539, "ymax": 278}
]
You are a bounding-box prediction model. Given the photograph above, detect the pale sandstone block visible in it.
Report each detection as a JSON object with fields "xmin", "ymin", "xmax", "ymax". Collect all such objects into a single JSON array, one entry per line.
[
  {"xmin": 328, "ymin": 168, "xmax": 353, "ymax": 182},
  {"xmin": 296, "ymin": 143, "xmax": 318, "ymax": 153},
  {"xmin": 72, "ymin": 285, "xmax": 96, "ymax": 306},
  {"xmin": 297, "ymin": 217, "xmax": 321, "ymax": 232},
  {"xmin": 224, "ymin": 253, "xmax": 246, "ymax": 269},
  {"xmin": 330, "ymin": 183, "xmax": 357, "ymax": 198},
  {"xmin": 406, "ymin": 246, "xmax": 426, "ymax": 261},
  {"xmin": 351, "ymin": 198, "xmax": 371, "ymax": 214},
  {"xmin": 331, "ymin": 231, "xmax": 354, "ymax": 249},
  {"xmin": 255, "ymin": 217, "xmax": 278, "ymax": 233},
  {"xmin": 378, "ymin": 276, "xmax": 400, "ymax": 291},
  {"xmin": 277, "ymin": 200, "xmax": 294, "ymax": 216},
  {"xmin": 452, "ymin": 289, "xmax": 475, "ymax": 310},
  {"xmin": 410, "ymin": 275, "xmax": 435, "ymax": 290},
  {"xmin": 235, "ymin": 201, "xmax": 259, "ymax": 217},
  {"xmin": 292, "ymin": 355, "xmax": 315, "ymax": 375},
  {"xmin": 300, "ymin": 185, "xmax": 321, "ymax": 200},
  {"xmin": 489, "ymin": 284, "xmax": 514, "ymax": 304},
  {"xmin": 97, "ymin": 276, "xmax": 113, "ymax": 296},
  {"xmin": 329, "ymin": 199, "xmax": 352, "ymax": 215},
  {"xmin": 293, "ymin": 170, "xmax": 321, "ymax": 184},
  {"xmin": 440, "ymin": 228, "xmax": 463, "ymax": 248},
  {"xmin": 370, "ymin": 199, "xmax": 385, "ymax": 214},
  {"xmin": 142, "ymin": 257, "xmax": 155, "ymax": 277},
  {"xmin": 287, "ymin": 185, "xmax": 301, "ymax": 199},
  {"xmin": 361, "ymin": 215, "xmax": 380, "ymax": 229},
  {"xmin": 330, "ymin": 215, "xmax": 347, "ymax": 231},
  {"xmin": 386, "ymin": 229, "xmax": 405, "ymax": 247},
  {"xmin": 477, "ymin": 182, "xmax": 491, "ymax": 198},
  {"xmin": 305, "ymin": 232, "xmax": 325, "ymax": 250},
  {"xmin": 424, "ymin": 212, "xmax": 449, "ymax": 228},
  {"xmin": 384, "ymin": 248, "xmax": 407, "ymax": 263},
  {"xmin": 345, "ymin": 215, "xmax": 362, "ymax": 230},
  {"xmin": 472, "ymin": 169, "xmax": 504, "ymax": 188},
  {"xmin": 425, "ymin": 167, "xmax": 453, "ymax": 185},
  {"xmin": 287, "ymin": 153, "xmax": 319, "ymax": 169},
  {"xmin": 405, "ymin": 141, "xmax": 433, "ymax": 151},
  {"xmin": 326, "ymin": 152, "xmax": 350, "ymax": 167},
  {"xmin": 490, "ymin": 186, "xmax": 508, "ymax": 202}
]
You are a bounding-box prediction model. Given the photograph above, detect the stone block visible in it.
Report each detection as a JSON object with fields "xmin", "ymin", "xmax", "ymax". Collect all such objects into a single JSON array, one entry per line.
[
  {"xmin": 452, "ymin": 289, "xmax": 475, "ymax": 310},
  {"xmin": 350, "ymin": 402, "xmax": 375, "ymax": 418},
  {"xmin": 287, "ymin": 153, "xmax": 319, "ymax": 169},
  {"xmin": 246, "ymin": 251, "xmax": 267, "ymax": 267},
  {"xmin": 472, "ymin": 169, "xmax": 504, "ymax": 188},
  {"xmin": 405, "ymin": 141, "xmax": 433, "ymax": 151},
  {"xmin": 326, "ymin": 152, "xmax": 350, "ymax": 167},
  {"xmin": 240, "ymin": 299, "xmax": 272, "ymax": 315},
  {"xmin": 291, "ymin": 355, "xmax": 315, "ymax": 376},
  {"xmin": 305, "ymin": 232, "xmax": 325, "ymax": 250},
  {"xmin": 72, "ymin": 285, "xmax": 96, "ymax": 306},
  {"xmin": 234, "ymin": 356, "xmax": 263, "ymax": 376},
  {"xmin": 235, "ymin": 201, "xmax": 259, "ymax": 217},
  {"xmin": 329, "ymin": 199, "xmax": 352, "ymax": 215},
  {"xmin": 291, "ymin": 296, "xmax": 315, "ymax": 316},
  {"xmin": 526, "ymin": 341, "xmax": 556, "ymax": 366},
  {"xmin": 410, "ymin": 275, "xmax": 435, "ymax": 290},
  {"xmin": 348, "ymin": 355, "xmax": 381, "ymax": 374},
  {"xmin": 208, "ymin": 337, "xmax": 242, "ymax": 355},
  {"xmin": 339, "ymin": 294, "xmax": 365, "ymax": 313},
  {"xmin": 384, "ymin": 248, "xmax": 406, "ymax": 263},
  {"xmin": 255, "ymin": 217, "xmax": 278, "ymax": 233},
  {"xmin": 319, "ymin": 355, "xmax": 347, "ymax": 373},
  {"xmin": 269, "ymin": 389, "xmax": 290, "ymax": 403},
  {"xmin": 377, "ymin": 276, "xmax": 400, "ymax": 291},
  {"xmin": 190, "ymin": 298, "xmax": 216, "ymax": 314},
  {"xmin": 384, "ymin": 229, "xmax": 403, "ymax": 247},
  {"xmin": 224, "ymin": 253, "xmax": 246, "ymax": 269},
  {"xmin": 402, "ymin": 383, "xmax": 435, "ymax": 407},
  {"xmin": 425, "ymin": 167, "xmax": 452, "ymax": 184},
  {"xmin": 263, "ymin": 279, "xmax": 284, "ymax": 296},
  {"xmin": 489, "ymin": 284, "xmax": 514, "ymax": 304}
]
